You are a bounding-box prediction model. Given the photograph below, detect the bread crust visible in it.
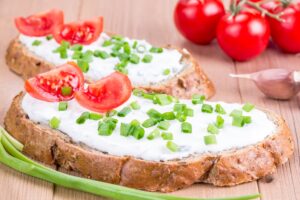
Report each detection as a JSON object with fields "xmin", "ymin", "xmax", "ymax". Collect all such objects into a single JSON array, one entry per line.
[
  {"xmin": 6, "ymin": 37, "xmax": 215, "ymax": 99},
  {"xmin": 4, "ymin": 92, "xmax": 294, "ymax": 192}
]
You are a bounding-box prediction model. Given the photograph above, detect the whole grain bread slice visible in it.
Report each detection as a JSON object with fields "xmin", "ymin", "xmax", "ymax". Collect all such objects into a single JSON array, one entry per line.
[
  {"xmin": 4, "ymin": 92, "xmax": 294, "ymax": 192},
  {"xmin": 5, "ymin": 36, "xmax": 215, "ymax": 99}
]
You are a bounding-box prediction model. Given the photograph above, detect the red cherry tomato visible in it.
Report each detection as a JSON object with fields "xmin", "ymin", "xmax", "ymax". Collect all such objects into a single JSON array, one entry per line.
[
  {"xmin": 53, "ymin": 17, "xmax": 103, "ymax": 45},
  {"xmin": 15, "ymin": 9, "xmax": 64, "ymax": 37},
  {"xmin": 217, "ymin": 11, "xmax": 270, "ymax": 61},
  {"xmin": 25, "ymin": 62, "xmax": 84, "ymax": 102},
  {"xmin": 75, "ymin": 72, "xmax": 132, "ymax": 113},
  {"xmin": 174, "ymin": 0, "xmax": 225, "ymax": 45},
  {"xmin": 268, "ymin": 3, "xmax": 300, "ymax": 53}
]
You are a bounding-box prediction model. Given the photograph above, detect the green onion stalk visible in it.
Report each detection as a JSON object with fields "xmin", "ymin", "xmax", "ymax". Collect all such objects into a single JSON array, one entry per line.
[{"xmin": 0, "ymin": 126, "xmax": 260, "ymax": 200}]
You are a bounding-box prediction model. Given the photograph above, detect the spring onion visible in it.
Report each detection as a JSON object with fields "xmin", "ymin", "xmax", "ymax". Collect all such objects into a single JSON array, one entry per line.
[
  {"xmin": 207, "ymin": 124, "xmax": 219, "ymax": 134},
  {"xmin": 142, "ymin": 118, "xmax": 157, "ymax": 128},
  {"xmin": 142, "ymin": 54, "xmax": 153, "ymax": 63},
  {"xmin": 181, "ymin": 122, "xmax": 192, "ymax": 133},
  {"xmin": 201, "ymin": 104, "xmax": 213, "ymax": 113},
  {"xmin": 242, "ymin": 103, "xmax": 255, "ymax": 112},
  {"xmin": 176, "ymin": 113, "xmax": 187, "ymax": 122},
  {"xmin": 53, "ymin": 40, "xmax": 70, "ymax": 59},
  {"xmin": 216, "ymin": 115, "xmax": 224, "ymax": 128},
  {"xmin": 232, "ymin": 116, "xmax": 245, "ymax": 127},
  {"xmin": 32, "ymin": 40, "xmax": 42, "ymax": 46},
  {"xmin": 106, "ymin": 110, "xmax": 117, "ymax": 117},
  {"xmin": 156, "ymin": 94, "xmax": 173, "ymax": 105},
  {"xmin": 76, "ymin": 112, "xmax": 90, "ymax": 124},
  {"xmin": 132, "ymin": 41, "xmax": 138, "ymax": 49},
  {"xmin": 130, "ymin": 101, "xmax": 141, "ymax": 110},
  {"xmin": 204, "ymin": 135, "xmax": 217, "ymax": 145},
  {"xmin": 102, "ymin": 40, "xmax": 113, "ymax": 47},
  {"xmin": 215, "ymin": 104, "xmax": 226, "ymax": 114},
  {"xmin": 192, "ymin": 94, "xmax": 205, "ymax": 105},
  {"xmin": 98, "ymin": 118, "xmax": 118, "ymax": 136},
  {"xmin": 123, "ymin": 42, "xmax": 131, "ymax": 54},
  {"xmin": 158, "ymin": 121, "xmax": 170, "ymax": 130},
  {"xmin": 46, "ymin": 35, "xmax": 53, "ymax": 40},
  {"xmin": 161, "ymin": 132, "xmax": 173, "ymax": 140},
  {"xmin": 162, "ymin": 112, "xmax": 176, "ymax": 120},
  {"xmin": 163, "ymin": 69, "xmax": 170, "ymax": 75},
  {"xmin": 147, "ymin": 109, "xmax": 162, "ymax": 121},
  {"xmin": 49, "ymin": 117, "xmax": 60, "ymax": 129},
  {"xmin": 173, "ymin": 103, "xmax": 187, "ymax": 113},
  {"xmin": 112, "ymin": 35, "xmax": 124, "ymax": 41},
  {"xmin": 166, "ymin": 141, "xmax": 180, "ymax": 152},
  {"xmin": 184, "ymin": 108, "xmax": 194, "ymax": 117},
  {"xmin": 150, "ymin": 47, "xmax": 163, "ymax": 53},
  {"xmin": 89, "ymin": 113, "xmax": 103, "ymax": 120},
  {"xmin": 130, "ymin": 54, "xmax": 140, "ymax": 64},
  {"xmin": 94, "ymin": 50, "xmax": 110, "ymax": 59},
  {"xmin": 147, "ymin": 129, "xmax": 160, "ymax": 140},
  {"xmin": 243, "ymin": 116, "xmax": 252, "ymax": 124},
  {"xmin": 71, "ymin": 44, "xmax": 83, "ymax": 51},
  {"xmin": 61, "ymin": 86, "xmax": 72, "ymax": 96},
  {"xmin": 58, "ymin": 102, "xmax": 68, "ymax": 111},
  {"xmin": 117, "ymin": 107, "xmax": 131, "ymax": 117},
  {"xmin": 77, "ymin": 60, "xmax": 89, "ymax": 73}
]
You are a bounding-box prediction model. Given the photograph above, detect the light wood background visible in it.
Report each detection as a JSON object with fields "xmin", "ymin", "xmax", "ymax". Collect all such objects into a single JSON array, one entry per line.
[{"xmin": 0, "ymin": 0, "xmax": 299, "ymax": 199}]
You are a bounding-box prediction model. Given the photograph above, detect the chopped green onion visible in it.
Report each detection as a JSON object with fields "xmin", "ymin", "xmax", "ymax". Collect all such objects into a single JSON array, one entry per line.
[
  {"xmin": 158, "ymin": 121, "xmax": 170, "ymax": 130},
  {"xmin": 232, "ymin": 116, "xmax": 245, "ymax": 127},
  {"xmin": 129, "ymin": 54, "xmax": 140, "ymax": 64},
  {"xmin": 204, "ymin": 135, "xmax": 217, "ymax": 145},
  {"xmin": 216, "ymin": 115, "xmax": 224, "ymax": 128},
  {"xmin": 76, "ymin": 112, "xmax": 90, "ymax": 124},
  {"xmin": 131, "ymin": 125, "xmax": 145, "ymax": 140},
  {"xmin": 114, "ymin": 65, "xmax": 128, "ymax": 75},
  {"xmin": 98, "ymin": 118, "xmax": 118, "ymax": 136},
  {"xmin": 192, "ymin": 94, "xmax": 205, "ymax": 104},
  {"xmin": 184, "ymin": 108, "xmax": 194, "ymax": 117},
  {"xmin": 112, "ymin": 35, "xmax": 123, "ymax": 41},
  {"xmin": 32, "ymin": 40, "xmax": 41, "ymax": 46},
  {"xmin": 133, "ymin": 89, "xmax": 144, "ymax": 97},
  {"xmin": 77, "ymin": 60, "xmax": 89, "ymax": 73},
  {"xmin": 173, "ymin": 103, "xmax": 187, "ymax": 113},
  {"xmin": 242, "ymin": 103, "xmax": 255, "ymax": 112},
  {"xmin": 53, "ymin": 41, "xmax": 70, "ymax": 59},
  {"xmin": 89, "ymin": 113, "xmax": 103, "ymax": 120},
  {"xmin": 117, "ymin": 107, "xmax": 131, "ymax": 117},
  {"xmin": 243, "ymin": 116, "xmax": 252, "ymax": 124},
  {"xmin": 106, "ymin": 110, "xmax": 117, "ymax": 117},
  {"xmin": 120, "ymin": 120, "xmax": 144, "ymax": 139},
  {"xmin": 230, "ymin": 109, "xmax": 243, "ymax": 117},
  {"xmin": 94, "ymin": 50, "xmax": 110, "ymax": 59},
  {"xmin": 163, "ymin": 69, "xmax": 170, "ymax": 75},
  {"xmin": 46, "ymin": 35, "xmax": 53, "ymax": 40},
  {"xmin": 130, "ymin": 101, "xmax": 140, "ymax": 110},
  {"xmin": 161, "ymin": 132, "xmax": 173, "ymax": 140},
  {"xmin": 207, "ymin": 124, "xmax": 219, "ymax": 134},
  {"xmin": 162, "ymin": 112, "xmax": 176, "ymax": 120},
  {"xmin": 166, "ymin": 141, "xmax": 179, "ymax": 152},
  {"xmin": 147, "ymin": 129, "xmax": 160, "ymax": 140},
  {"xmin": 61, "ymin": 40, "xmax": 70, "ymax": 48},
  {"xmin": 49, "ymin": 117, "xmax": 60, "ymax": 129},
  {"xmin": 150, "ymin": 47, "xmax": 163, "ymax": 53},
  {"xmin": 72, "ymin": 51, "xmax": 82, "ymax": 59},
  {"xmin": 146, "ymin": 109, "xmax": 162, "ymax": 121},
  {"xmin": 201, "ymin": 104, "xmax": 213, "ymax": 113},
  {"xmin": 176, "ymin": 113, "xmax": 187, "ymax": 122},
  {"xmin": 120, "ymin": 123, "xmax": 131, "ymax": 137},
  {"xmin": 155, "ymin": 94, "xmax": 172, "ymax": 105},
  {"xmin": 58, "ymin": 102, "xmax": 68, "ymax": 111},
  {"xmin": 132, "ymin": 41, "xmax": 138, "ymax": 49},
  {"xmin": 142, "ymin": 118, "xmax": 157, "ymax": 128},
  {"xmin": 71, "ymin": 44, "xmax": 83, "ymax": 51},
  {"xmin": 102, "ymin": 40, "xmax": 112, "ymax": 47},
  {"xmin": 136, "ymin": 45, "xmax": 146, "ymax": 53},
  {"xmin": 81, "ymin": 50, "xmax": 93, "ymax": 62},
  {"xmin": 142, "ymin": 54, "xmax": 153, "ymax": 63},
  {"xmin": 215, "ymin": 104, "xmax": 226, "ymax": 114},
  {"xmin": 123, "ymin": 42, "xmax": 131, "ymax": 54},
  {"xmin": 61, "ymin": 86, "xmax": 72, "ymax": 96},
  {"xmin": 181, "ymin": 122, "xmax": 192, "ymax": 133}
]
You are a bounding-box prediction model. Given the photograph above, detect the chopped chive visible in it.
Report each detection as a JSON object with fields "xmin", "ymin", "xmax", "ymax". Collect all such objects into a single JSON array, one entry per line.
[
  {"xmin": 58, "ymin": 102, "xmax": 68, "ymax": 111},
  {"xmin": 72, "ymin": 51, "xmax": 82, "ymax": 60},
  {"xmin": 162, "ymin": 112, "xmax": 176, "ymax": 120},
  {"xmin": 81, "ymin": 50, "xmax": 94, "ymax": 62},
  {"xmin": 146, "ymin": 109, "xmax": 162, "ymax": 121},
  {"xmin": 117, "ymin": 107, "xmax": 131, "ymax": 117},
  {"xmin": 158, "ymin": 121, "xmax": 170, "ymax": 130},
  {"xmin": 46, "ymin": 35, "xmax": 53, "ymax": 40},
  {"xmin": 132, "ymin": 41, "xmax": 138, "ymax": 49},
  {"xmin": 129, "ymin": 54, "xmax": 140, "ymax": 64},
  {"xmin": 150, "ymin": 47, "xmax": 163, "ymax": 53},
  {"xmin": 61, "ymin": 40, "xmax": 70, "ymax": 48},
  {"xmin": 155, "ymin": 94, "xmax": 172, "ymax": 105},
  {"xmin": 192, "ymin": 94, "xmax": 205, "ymax": 104},
  {"xmin": 230, "ymin": 109, "xmax": 243, "ymax": 117},
  {"xmin": 216, "ymin": 115, "xmax": 224, "ymax": 128},
  {"xmin": 232, "ymin": 116, "xmax": 245, "ymax": 127},
  {"xmin": 114, "ymin": 65, "xmax": 128, "ymax": 75},
  {"xmin": 136, "ymin": 45, "xmax": 146, "ymax": 53},
  {"xmin": 120, "ymin": 123, "xmax": 131, "ymax": 137},
  {"xmin": 32, "ymin": 40, "xmax": 42, "ymax": 46},
  {"xmin": 142, "ymin": 54, "xmax": 153, "ymax": 63},
  {"xmin": 102, "ymin": 40, "xmax": 112, "ymax": 47},
  {"xmin": 243, "ymin": 116, "xmax": 252, "ymax": 124},
  {"xmin": 147, "ymin": 129, "xmax": 160, "ymax": 140},
  {"xmin": 77, "ymin": 60, "xmax": 89, "ymax": 73},
  {"xmin": 133, "ymin": 89, "xmax": 144, "ymax": 97},
  {"xmin": 215, "ymin": 104, "xmax": 226, "ymax": 114},
  {"xmin": 115, "ymin": 59, "xmax": 128, "ymax": 68},
  {"xmin": 123, "ymin": 42, "xmax": 131, "ymax": 54},
  {"xmin": 106, "ymin": 110, "xmax": 117, "ymax": 117},
  {"xmin": 61, "ymin": 86, "xmax": 72, "ymax": 96},
  {"xmin": 181, "ymin": 122, "xmax": 192, "ymax": 133},
  {"xmin": 112, "ymin": 35, "xmax": 123, "ymax": 41},
  {"xmin": 173, "ymin": 103, "xmax": 187, "ymax": 113},
  {"xmin": 118, "ymin": 53, "xmax": 130, "ymax": 61},
  {"xmin": 71, "ymin": 44, "xmax": 83, "ymax": 51},
  {"xmin": 166, "ymin": 141, "xmax": 179, "ymax": 152},
  {"xmin": 130, "ymin": 101, "xmax": 140, "ymax": 110},
  {"xmin": 201, "ymin": 104, "xmax": 213, "ymax": 113},
  {"xmin": 207, "ymin": 123, "xmax": 219, "ymax": 134},
  {"xmin": 93, "ymin": 50, "xmax": 110, "ymax": 59},
  {"xmin": 242, "ymin": 103, "xmax": 255, "ymax": 112},
  {"xmin": 204, "ymin": 135, "xmax": 217, "ymax": 145},
  {"xmin": 161, "ymin": 132, "xmax": 173, "ymax": 140},
  {"xmin": 184, "ymin": 108, "xmax": 194, "ymax": 117},
  {"xmin": 163, "ymin": 69, "xmax": 170, "ymax": 75},
  {"xmin": 98, "ymin": 118, "xmax": 118, "ymax": 136},
  {"xmin": 76, "ymin": 112, "xmax": 90, "ymax": 124},
  {"xmin": 176, "ymin": 113, "xmax": 187, "ymax": 122},
  {"xmin": 89, "ymin": 113, "xmax": 103, "ymax": 120},
  {"xmin": 132, "ymin": 125, "xmax": 145, "ymax": 140},
  {"xmin": 142, "ymin": 118, "xmax": 157, "ymax": 128},
  {"xmin": 49, "ymin": 117, "xmax": 60, "ymax": 129}
]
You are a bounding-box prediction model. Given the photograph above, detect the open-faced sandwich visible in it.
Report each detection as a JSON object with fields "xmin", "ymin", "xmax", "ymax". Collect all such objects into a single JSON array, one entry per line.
[
  {"xmin": 4, "ymin": 63, "xmax": 294, "ymax": 192},
  {"xmin": 6, "ymin": 9, "xmax": 214, "ymax": 99}
]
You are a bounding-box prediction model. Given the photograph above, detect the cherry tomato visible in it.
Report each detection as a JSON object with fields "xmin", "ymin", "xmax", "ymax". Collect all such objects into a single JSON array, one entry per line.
[
  {"xmin": 53, "ymin": 17, "xmax": 103, "ymax": 45},
  {"xmin": 174, "ymin": 0, "xmax": 225, "ymax": 45},
  {"xmin": 15, "ymin": 9, "xmax": 64, "ymax": 37},
  {"xmin": 25, "ymin": 62, "xmax": 84, "ymax": 102},
  {"xmin": 267, "ymin": 3, "xmax": 300, "ymax": 53},
  {"xmin": 217, "ymin": 11, "xmax": 270, "ymax": 61},
  {"xmin": 75, "ymin": 72, "xmax": 132, "ymax": 113}
]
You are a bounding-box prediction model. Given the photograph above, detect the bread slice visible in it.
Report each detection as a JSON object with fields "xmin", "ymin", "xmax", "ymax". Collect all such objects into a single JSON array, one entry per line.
[
  {"xmin": 4, "ymin": 92, "xmax": 294, "ymax": 192},
  {"xmin": 5, "ymin": 36, "xmax": 215, "ymax": 99}
]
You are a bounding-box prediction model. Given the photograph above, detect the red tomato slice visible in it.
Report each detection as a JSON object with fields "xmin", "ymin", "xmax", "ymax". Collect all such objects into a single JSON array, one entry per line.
[
  {"xmin": 15, "ymin": 9, "xmax": 64, "ymax": 37},
  {"xmin": 53, "ymin": 17, "xmax": 103, "ymax": 45},
  {"xmin": 75, "ymin": 72, "xmax": 132, "ymax": 113},
  {"xmin": 25, "ymin": 62, "xmax": 84, "ymax": 102}
]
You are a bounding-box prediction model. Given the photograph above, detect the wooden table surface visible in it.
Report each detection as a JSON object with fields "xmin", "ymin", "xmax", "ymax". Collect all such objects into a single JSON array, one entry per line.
[{"xmin": 0, "ymin": 0, "xmax": 299, "ymax": 199}]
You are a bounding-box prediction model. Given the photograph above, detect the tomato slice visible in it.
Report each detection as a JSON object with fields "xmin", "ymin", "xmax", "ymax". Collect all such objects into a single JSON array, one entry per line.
[
  {"xmin": 15, "ymin": 9, "xmax": 64, "ymax": 37},
  {"xmin": 25, "ymin": 62, "xmax": 84, "ymax": 102},
  {"xmin": 75, "ymin": 72, "xmax": 132, "ymax": 113},
  {"xmin": 53, "ymin": 17, "xmax": 103, "ymax": 45}
]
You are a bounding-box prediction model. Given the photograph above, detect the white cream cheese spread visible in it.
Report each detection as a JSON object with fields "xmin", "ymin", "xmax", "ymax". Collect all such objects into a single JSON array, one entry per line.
[
  {"xmin": 19, "ymin": 33, "xmax": 185, "ymax": 86},
  {"xmin": 22, "ymin": 93, "xmax": 276, "ymax": 161}
]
